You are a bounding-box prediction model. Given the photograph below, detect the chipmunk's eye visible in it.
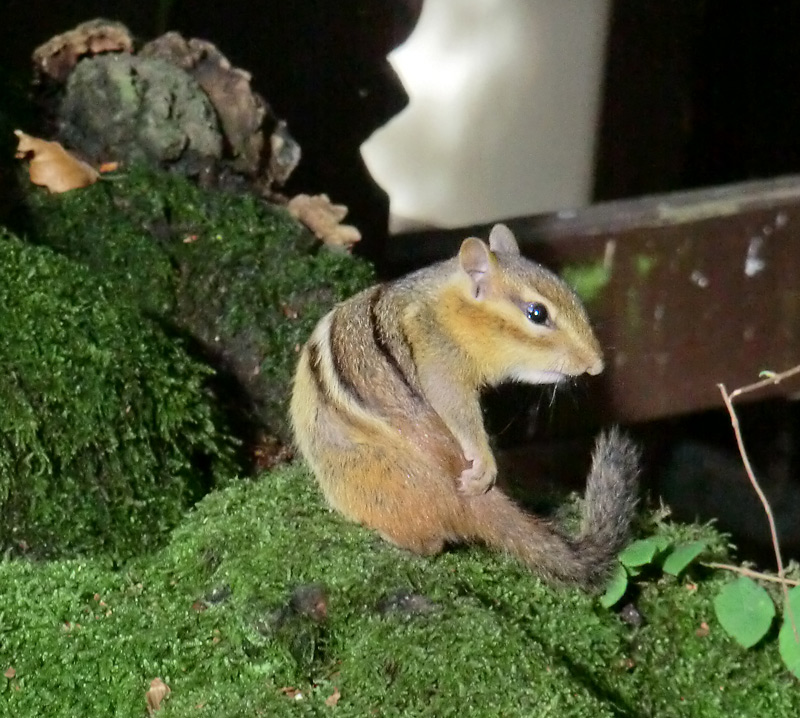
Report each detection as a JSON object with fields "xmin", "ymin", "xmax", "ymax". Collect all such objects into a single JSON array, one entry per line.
[{"xmin": 526, "ymin": 302, "xmax": 549, "ymax": 325}]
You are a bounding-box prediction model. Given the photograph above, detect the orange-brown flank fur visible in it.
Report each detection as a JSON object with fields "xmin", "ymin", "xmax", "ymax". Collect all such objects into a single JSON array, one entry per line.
[{"xmin": 290, "ymin": 224, "xmax": 638, "ymax": 587}]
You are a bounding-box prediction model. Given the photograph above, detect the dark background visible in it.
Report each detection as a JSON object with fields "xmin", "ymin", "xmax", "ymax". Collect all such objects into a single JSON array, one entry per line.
[
  {"xmin": 4, "ymin": 1, "xmax": 800, "ymax": 257},
  {"xmin": 594, "ymin": 0, "xmax": 800, "ymax": 201}
]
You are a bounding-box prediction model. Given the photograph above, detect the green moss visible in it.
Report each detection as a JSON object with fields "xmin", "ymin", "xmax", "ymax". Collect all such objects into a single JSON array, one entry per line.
[
  {"xmin": 1, "ymin": 463, "xmax": 797, "ymax": 716},
  {"xmin": 561, "ymin": 262, "xmax": 611, "ymax": 305},
  {"xmin": 21, "ymin": 169, "xmax": 179, "ymax": 315},
  {"xmin": 634, "ymin": 253, "xmax": 658, "ymax": 279},
  {"xmin": 22, "ymin": 165, "xmax": 374, "ymax": 440},
  {"xmin": 0, "ymin": 228, "xmax": 237, "ymax": 558}
]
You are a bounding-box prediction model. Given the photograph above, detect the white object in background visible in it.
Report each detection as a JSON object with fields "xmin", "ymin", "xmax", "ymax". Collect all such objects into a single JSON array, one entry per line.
[{"xmin": 361, "ymin": 0, "xmax": 611, "ymax": 232}]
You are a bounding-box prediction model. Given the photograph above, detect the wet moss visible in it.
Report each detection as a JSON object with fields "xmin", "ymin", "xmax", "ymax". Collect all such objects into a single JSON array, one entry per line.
[
  {"xmin": 1, "ymin": 463, "xmax": 796, "ymax": 716},
  {"xmin": 0, "ymin": 228, "xmax": 238, "ymax": 558},
  {"xmin": 22, "ymin": 165, "xmax": 374, "ymax": 440}
]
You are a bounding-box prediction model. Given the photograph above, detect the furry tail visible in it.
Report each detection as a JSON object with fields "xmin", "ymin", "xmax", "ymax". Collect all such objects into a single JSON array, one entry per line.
[{"xmin": 467, "ymin": 428, "xmax": 640, "ymax": 589}]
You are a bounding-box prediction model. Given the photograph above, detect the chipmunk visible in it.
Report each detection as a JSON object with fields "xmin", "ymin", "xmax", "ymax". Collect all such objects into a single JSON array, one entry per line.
[{"xmin": 290, "ymin": 224, "xmax": 639, "ymax": 589}]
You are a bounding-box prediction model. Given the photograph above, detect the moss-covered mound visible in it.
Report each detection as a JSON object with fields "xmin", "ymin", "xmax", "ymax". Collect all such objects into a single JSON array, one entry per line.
[
  {"xmin": 1, "ymin": 461, "xmax": 796, "ymax": 716},
  {"xmin": 20, "ymin": 166, "xmax": 374, "ymax": 441},
  {"xmin": 0, "ymin": 228, "xmax": 237, "ymax": 558}
]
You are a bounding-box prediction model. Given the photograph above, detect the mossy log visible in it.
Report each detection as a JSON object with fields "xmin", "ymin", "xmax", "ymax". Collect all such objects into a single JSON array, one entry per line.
[
  {"xmin": 1, "ymin": 463, "xmax": 796, "ymax": 716},
  {"xmin": 0, "ymin": 229, "xmax": 237, "ymax": 557},
  {"xmin": 22, "ymin": 165, "xmax": 374, "ymax": 442}
]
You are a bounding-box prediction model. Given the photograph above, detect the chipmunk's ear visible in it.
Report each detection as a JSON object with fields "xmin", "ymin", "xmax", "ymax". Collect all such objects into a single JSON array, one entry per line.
[
  {"xmin": 488, "ymin": 223, "xmax": 520, "ymax": 256},
  {"xmin": 459, "ymin": 238, "xmax": 493, "ymax": 299}
]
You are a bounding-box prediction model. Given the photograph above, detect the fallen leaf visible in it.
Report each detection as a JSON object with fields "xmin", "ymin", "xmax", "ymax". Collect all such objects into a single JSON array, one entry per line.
[
  {"xmin": 287, "ymin": 194, "xmax": 361, "ymax": 251},
  {"xmin": 280, "ymin": 303, "xmax": 299, "ymax": 319},
  {"xmin": 15, "ymin": 130, "xmax": 100, "ymax": 193},
  {"xmin": 4, "ymin": 667, "xmax": 15, "ymax": 679},
  {"xmin": 253, "ymin": 434, "xmax": 294, "ymax": 472},
  {"xmin": 325, "ymin": 687, "xmax": 341, "ymax": 707},
  {"xmin": 279, "ymin": 686, "xmax": 304, "ymax": 699},
  {"xmin": 98, "ymin": 161, "xmax": 120, "ymax": 173},
  {"xmin": 145, "ymin": 677, "xmax": 171, "ymax": 715}
]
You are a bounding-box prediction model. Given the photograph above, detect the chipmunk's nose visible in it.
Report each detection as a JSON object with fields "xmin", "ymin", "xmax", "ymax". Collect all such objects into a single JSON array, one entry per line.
[{"xmin": 586, "ymin": 356, "xmax": 604, "ymax": 376}]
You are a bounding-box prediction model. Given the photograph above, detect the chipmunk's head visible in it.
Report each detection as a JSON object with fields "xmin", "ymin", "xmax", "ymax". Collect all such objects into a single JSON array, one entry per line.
[{"xmin": 444, "ymin": 224, "xmax": 603, "ymax": 385}]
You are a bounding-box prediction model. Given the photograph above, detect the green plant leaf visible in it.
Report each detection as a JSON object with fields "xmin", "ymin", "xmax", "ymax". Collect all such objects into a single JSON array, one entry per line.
[
  {"xmin": 779, "ymin": 585, "xmax": 800, "ymax": 679},
  {"xmin": 662, "ymin": 541, "xmax": 707, "ymax": 576},
  {"xmin": 600, "ymin": 563, "xmax": 629, "ymax": 608},
  {"xmin": 651, "ymin": 535, "xmax": 672, "ymax": 553},
  {"xmin": 714, "ymin": 576, "xmax": 776, "ymax": 648},
  {"xmin": 619, "ymin": 538, "xmax": 660, "ymax": 568}
]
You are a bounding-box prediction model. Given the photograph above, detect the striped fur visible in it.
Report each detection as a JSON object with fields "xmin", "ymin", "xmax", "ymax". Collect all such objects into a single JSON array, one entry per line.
[{"xmin": 290, "ymin": 225, "xmax": 639, "ymax": 588}]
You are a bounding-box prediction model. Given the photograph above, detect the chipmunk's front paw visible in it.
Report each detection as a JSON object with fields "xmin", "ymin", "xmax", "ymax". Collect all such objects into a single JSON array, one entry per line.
[{"xmin": 457, "ymin": 450, "xmax": 497, "ymax": 496}]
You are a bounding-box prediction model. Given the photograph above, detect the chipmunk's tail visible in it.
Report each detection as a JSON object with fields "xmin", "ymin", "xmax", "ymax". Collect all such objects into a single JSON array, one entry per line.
[{"xmin": 467, "ymin": 428, "xmax": 640, "ymax": 590}]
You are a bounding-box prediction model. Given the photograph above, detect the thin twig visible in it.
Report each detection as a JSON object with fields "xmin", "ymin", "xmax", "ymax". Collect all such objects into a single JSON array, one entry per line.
[
  {"xmin": 719, "ymin": 371, "xmax": 799, "ymax": 642},
  {"xmin": 703, "ymin": 562, "xmax": 800, "ymax": 587},
  {"xmin": 728, "ymin": 364, "xmax": 800, "ymax": 401}
]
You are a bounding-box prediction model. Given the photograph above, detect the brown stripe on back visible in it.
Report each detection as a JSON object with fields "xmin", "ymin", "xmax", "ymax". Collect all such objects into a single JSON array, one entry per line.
[
  {"xmin": 305, "ymin": 338, "xmax": 380, "ymax": 440},
  {"xmin": 328, "ymin": 310, "xmax": 367, "ymax": 406},
  {"xmin": 368, "ymin": 287, "xmax": 424, "ymax": 401},
  {"xmin": 305, "ymin": 341, "xmax": 330, "ymax": 400}
]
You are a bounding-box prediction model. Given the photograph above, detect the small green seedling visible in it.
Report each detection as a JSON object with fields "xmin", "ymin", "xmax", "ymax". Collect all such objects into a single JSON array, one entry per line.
[
  {"xmin": 601, "ymin": 536, "xmax": 800, "ymax": 679},
  {"xmin": 714, "ymin": 577, "xmax": 775, "ymax": 648},
  {"xmin": 599, "ymin": 564, "xmax": 629, "ymax": 609},
  {"xmin": 662, "ymin": 540, "xmax": 707, "ymax": 576},
  {"xmin": 778, "ymin": 586, "xmax": 800, "ymax": 679}
]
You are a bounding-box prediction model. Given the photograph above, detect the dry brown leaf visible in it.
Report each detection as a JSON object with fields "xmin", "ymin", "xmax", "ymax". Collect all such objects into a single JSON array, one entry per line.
[
  {"xmin": 253, "ymin": 434, "xmax": 295, "ymax": 472},
  {"xmin": 280, "ymin": 302, "xmax": 299, "ymax": 319},
  {"xmin": 15, "ymin": 130, "xmax": 100, "ymax": 193},
  {"xmin": 3, "ymin": 667, "xmax": 15, "ymax": 679},
  {"xmin": 145, "ymin": 677, "xmax": 171, "ymax": 715},
  {"xmin": 325, "ymin": 687, "xmax": 341, "ymax": 707},
  {"xmin": 279, "ymin": 686, "xmax": 304, "ymax": 699},
  {"xmin": 287, "ymin": 194, "xmax": 361, "ymax": 251}
]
